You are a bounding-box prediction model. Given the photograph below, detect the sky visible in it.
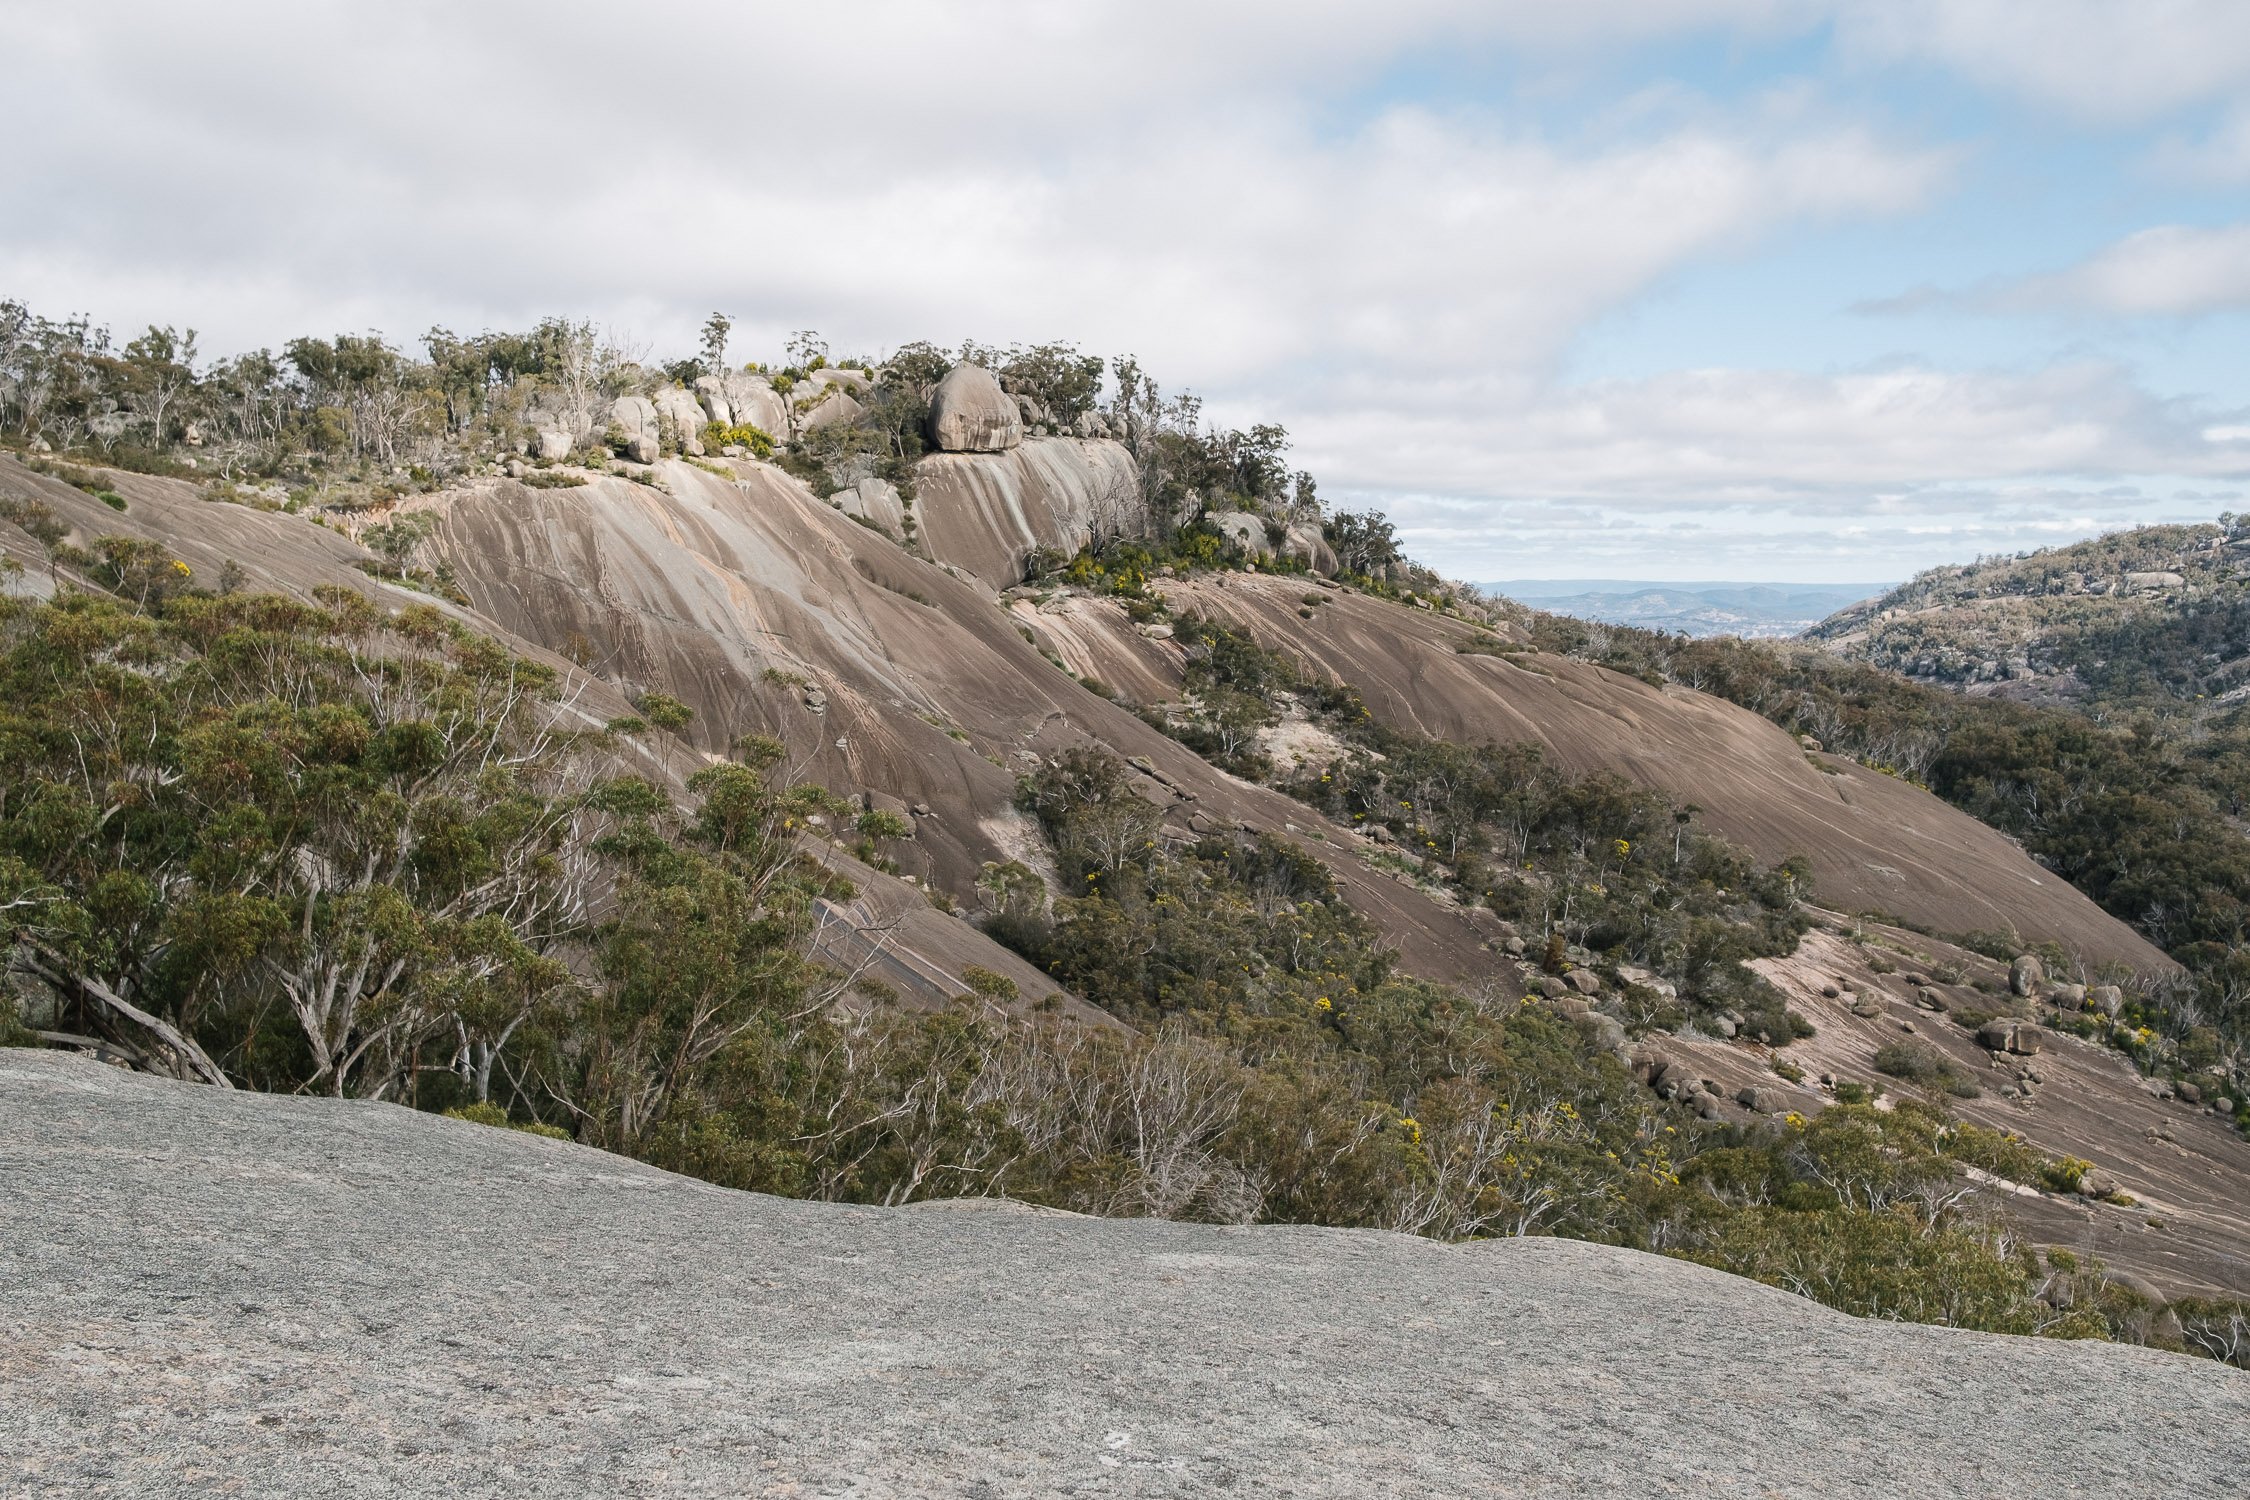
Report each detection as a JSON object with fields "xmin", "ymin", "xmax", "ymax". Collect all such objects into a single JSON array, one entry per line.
[{"xmin": 4, "ymin": 2, "xmax": 2249, "ymax": 583}]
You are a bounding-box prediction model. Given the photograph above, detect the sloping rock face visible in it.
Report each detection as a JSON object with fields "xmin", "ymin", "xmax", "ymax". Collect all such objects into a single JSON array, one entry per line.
[
  {"xmin": 927, "ymin": 362, "xmax": 1023, "ymax": 452},
  {"xmin": 1033, "ymin": 572, "xmax": 2168, "ymax": 970},
  {"xmin": 914, "ymin": 436, "xmax": 1140, "ymax": 588},
  {"xmin": 1741, "ymin": 918, "xmax": 2250, "ymax": 1297},
  {"xmin": 423, "ymin": 460, "xmax": 1496, "ymax": 980},
  {"xmin": 3, "ymin": 1049, "xmax": 2242, "ymax": 1499},
  {"xmin": 0, "ymin": 455, "xmax": 1078, "ymax": 1016},
  {"xmin": 0, "ymin": 451, "xmax": 2163, "ymax": 980}
]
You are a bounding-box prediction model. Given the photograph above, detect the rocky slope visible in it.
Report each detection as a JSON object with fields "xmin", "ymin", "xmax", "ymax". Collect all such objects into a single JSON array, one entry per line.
[
  {"xmin": 5, "ymin": 1048, "xmax": 2244, "ymax": 1499},
  {"xmin": 1, "ymin": 450, "xmax": 2162, "ymax": 974},
  {"xmin": 10, "ymin": 444, "xmax": 2240, "ymax": 1302},
  {"xmin": 1667, "ymin": 913, "xmax": 2250, "ymax": 1297}
]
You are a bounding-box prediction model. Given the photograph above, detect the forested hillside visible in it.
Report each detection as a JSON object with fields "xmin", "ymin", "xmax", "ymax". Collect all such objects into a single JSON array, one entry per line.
[{"xmin": 1807, "ymin": 518, "xmax": 2250, "ymax": 713}]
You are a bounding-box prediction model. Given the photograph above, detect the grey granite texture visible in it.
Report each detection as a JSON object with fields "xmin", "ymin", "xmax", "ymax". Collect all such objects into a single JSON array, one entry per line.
[{"xmin": 3, "ymin": 1048, "xmax": 2245, "ymax": 1497}]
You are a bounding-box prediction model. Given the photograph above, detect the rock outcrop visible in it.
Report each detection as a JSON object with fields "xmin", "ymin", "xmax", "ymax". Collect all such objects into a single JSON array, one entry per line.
[
  {"xmin": 914, "ymin": 436, "xmax": 1141, "ymax": 588},
  {"xmin": 1208, "ymin": 509, "xmax": 1273, "ymax": 561},
  {"xmin": 927, "ymin": 362, "xmax": 1023, "ymax": 453},
  {"xmin": 5, "ymin": 1048, "xmax": 2242, "ymax": 1499},
  {"xmin": 837, "ymin": 474, "xmax": 906, "ymax": 536},
  {"xmin": 731, "ymin": 374, "xmax": 789, "ymax": 436},
  {"xmin": 608, "ymin": 394, "xmax": 660, "ymax": 463},
  {"xmin": 1282, "ymin": 520, "xmax": 1338, "ymax": 574},
  {"xmin": 652, "ymin": 386, "xmax": 706, "ymax": 455},
  {"xmin": 799, "ymin": 386, "xmax": 866, "ymax": 432}
]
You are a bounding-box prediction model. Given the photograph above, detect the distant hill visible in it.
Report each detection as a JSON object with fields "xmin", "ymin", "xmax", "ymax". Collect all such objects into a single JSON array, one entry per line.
[
  {"xmin": 1485, "ymin": 579, "xmax": 1887, "ymax": 638},
  {"xmin": 1804, "ymin": 519, "xmax": 2250, "ymax": 713}
]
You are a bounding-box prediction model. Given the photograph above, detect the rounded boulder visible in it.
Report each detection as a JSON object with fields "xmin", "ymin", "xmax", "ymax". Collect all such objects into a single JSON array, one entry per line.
[{"xmin": 927, "ymin": 363, "xmax": 1023, "ymax": 453}]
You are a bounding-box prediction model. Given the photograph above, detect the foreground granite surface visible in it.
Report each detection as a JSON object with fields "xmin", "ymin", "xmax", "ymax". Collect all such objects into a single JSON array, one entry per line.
[{"xmin": 3, "ymin": 1048, "xmax": 2244, "ymax": 1498}]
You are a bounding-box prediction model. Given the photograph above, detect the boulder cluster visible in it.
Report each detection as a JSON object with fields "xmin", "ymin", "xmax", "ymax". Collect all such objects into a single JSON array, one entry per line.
[{"xmin": 923, "ymin": 362, "xmax": 1120, "ymax": 452}]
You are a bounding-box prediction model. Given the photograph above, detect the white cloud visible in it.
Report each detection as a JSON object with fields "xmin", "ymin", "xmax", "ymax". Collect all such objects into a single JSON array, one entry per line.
[
  {"xmin": 3, "ymin": 0, "xmax": 2247, "ymax": 582},
  {"xmin": 1311, "ymin": 361, "xmax": 2250, "ymax": 578},
  {"xmin": 1300, "ymin": 360, "xmax": 2248, "ymax": 502},
  {"xmin": 2154, "ymin": 103, "xmax": 2250, "ymax": 182},
  {"xmin": 1995, "ymin": 224, "xmax": 2250, "ymax": 315},
  {"xmin": 0, "ymin": 1, "xmax": 1946, "ymax": 377},
  {"xmin": 1834, "ymin": 0, "xmax": 2250, "ymax": 122}
]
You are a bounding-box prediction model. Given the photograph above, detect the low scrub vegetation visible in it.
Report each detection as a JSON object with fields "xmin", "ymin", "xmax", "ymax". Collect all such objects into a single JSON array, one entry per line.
[{"xmin": 1523, "ymin": 610, "xmax": 2250, "ymax": 1106}]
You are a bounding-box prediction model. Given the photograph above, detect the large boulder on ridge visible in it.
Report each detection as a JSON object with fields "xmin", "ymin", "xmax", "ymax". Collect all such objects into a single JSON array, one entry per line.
[
  {"xmin": 927, "ymin": 363, "xmax": 1023, "ymax": 453},
  {"xmin": 718, "ymin": 373, "xmax": 789, "ymax": 439}
]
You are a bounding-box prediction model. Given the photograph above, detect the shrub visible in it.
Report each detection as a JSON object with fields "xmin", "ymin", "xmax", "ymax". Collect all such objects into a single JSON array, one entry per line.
[
  {"xmin": 703, "ymin": 421, "xmax": 775, "ymax": 458},
  {"xmin": 1873, "ymin": 1041, "xmax": 1981, "ymax": 1098}
]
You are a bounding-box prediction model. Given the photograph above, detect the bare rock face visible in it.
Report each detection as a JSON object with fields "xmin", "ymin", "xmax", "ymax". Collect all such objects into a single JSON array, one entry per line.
[
  {"xmin": 652, "ymin": 387, "xmax": 706, "ymax": 456},
  {"xmin": 713, "ymin": 372, "xmax": 788, "ymax": 438},
  {"xmin": 693, "ymin": 374, "xmax": 732, "ymax": 425},
  {"xmin": 838, "ymin": 474, "xmax": 905, "ymax": 536},
  {"xmin": 914, "ymin": 437, "xmax": 1141, "ymax": 588},
  {"xmin": 1282, "ymin": 520, "xmax": 1338, "ymax": 575},
  {"xmin": 799, "ymin": 387, "xmax": 866, "ymax": 433},
  {"xmin": 7, "ymin": 1048, "xmax": 2244, "ymax": 1500},
  {"xmin": 1209, "ymin": 509, "xmax": 1273, "ymax": 561},
  {"xmin": 927, "ymin": 363, "xmax": 1023, "ymax": 453},
  {"xmin": 608, "ymin": 395, "xmax": 660, "ymax": 462}
]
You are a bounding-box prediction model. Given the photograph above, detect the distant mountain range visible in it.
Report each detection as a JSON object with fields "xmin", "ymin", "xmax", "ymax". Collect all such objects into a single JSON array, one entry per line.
[{"xmin": 1483, "ymin": 579, "xmax": 1890, "ymax": 639}]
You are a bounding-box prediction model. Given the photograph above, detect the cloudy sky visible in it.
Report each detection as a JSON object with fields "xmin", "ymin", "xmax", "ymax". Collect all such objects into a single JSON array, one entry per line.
[{"xmin": 6, "ymin": 1, "xmax": 2249, "ymax": 582}]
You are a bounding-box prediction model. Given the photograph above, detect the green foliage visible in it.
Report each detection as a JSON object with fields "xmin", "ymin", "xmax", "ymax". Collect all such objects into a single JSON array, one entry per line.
[
  {"xmin": 958, "ymin": 341, "xmax": 1106, "ymax": 425},
  {"xmin": 633, "ymin": 691, "xmax": 696, "ymax": 734},
  {"xmin": 1522, "ymin": 609, "xmax": 2250, "ymax": 1061},
  {"xmin": 1872, "ymin": 1041, "xmax": 1983, "ymax": 1098},
  {"xmin": 989, "ymin": 755, "xmax": 2110, "ymax": 1335},
  {"xmin": 0, "ymin": 587, "xmax": 585, "ymax": 1097},
  {"xmin": 1681, "ymin": 1204, "xmax": 2083, "ymax": 1333},
  {"xmin": 1145, "ymin": 619, "xmax": 1810, "ymax": 1018},
  {"xmin": 444, "ymin": 1100, "xmax": 570, "ymax": 1140},
  {"xmin": 1324, "ymin": 510, "xmax": 1401, "ymax": 579},
  {"xmin": 703, "ymin": 421, "xmax": 775, "ymax": 459},
  {"xmin": 359, "ymin": 510, "xmax": 433, "ymax": 578},
  {"xmin": 2172, "ymin": 1296, "xmax": 2250, "ymax": 1367}
]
